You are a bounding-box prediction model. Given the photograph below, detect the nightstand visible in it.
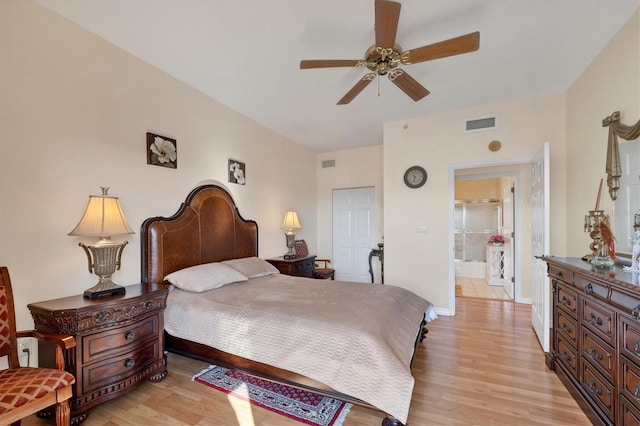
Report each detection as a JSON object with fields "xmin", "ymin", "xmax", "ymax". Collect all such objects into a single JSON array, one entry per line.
[
  {"xmin": 266, "ymin": 255, "xmax": 317, "ymax": 278},
  {"xmin": 27, "ymin": 283, "xmax": 169, "ymax": 424}
]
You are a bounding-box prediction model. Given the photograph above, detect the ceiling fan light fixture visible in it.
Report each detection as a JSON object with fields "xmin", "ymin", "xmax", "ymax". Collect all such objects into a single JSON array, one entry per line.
[{"xmin": 299, "ymin": 0, "xmax": 479, "ymax": 104}]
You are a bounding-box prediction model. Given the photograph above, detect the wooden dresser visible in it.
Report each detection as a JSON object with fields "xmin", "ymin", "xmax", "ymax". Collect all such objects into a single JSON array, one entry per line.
[
  {"xmin": 266, "ymin": 255, "xmax": 316, "ymax": 278},
  {"xmin": 28, "ymin": 283, "xmax": 169, "ymax": 423},
  {"xmin": 542, "ymin": 256, "xmax": 640, "ymax": 425}
]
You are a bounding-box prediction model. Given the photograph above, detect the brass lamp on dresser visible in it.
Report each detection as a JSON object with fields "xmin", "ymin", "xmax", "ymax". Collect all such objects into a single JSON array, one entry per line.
[
  {"xmin": 542, "ymin": 256, "xmax": 640, "ymax": 426},
  {"xmin": 27, "ymin": 283, "xmax": 169, "ymax": 424}
]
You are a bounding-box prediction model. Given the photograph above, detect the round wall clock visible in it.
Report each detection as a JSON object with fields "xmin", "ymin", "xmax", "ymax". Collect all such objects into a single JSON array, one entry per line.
[{"xmin": 403, "ymin": 166, "xmax": 428, "ymax": 189}]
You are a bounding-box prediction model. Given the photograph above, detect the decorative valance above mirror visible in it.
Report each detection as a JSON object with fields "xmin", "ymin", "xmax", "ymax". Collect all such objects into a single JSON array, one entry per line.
[
  {"xmin": 604, "ymin": 111, "xmax": 640, "ymax": 259},
  {"xmin": 602, "ymin": 111, "xmax": 640, "ymax": 201}
]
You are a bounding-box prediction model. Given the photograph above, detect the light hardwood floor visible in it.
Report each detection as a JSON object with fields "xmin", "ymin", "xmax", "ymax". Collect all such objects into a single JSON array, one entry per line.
[
  {"xmin": 455, "ymin": 277, "xmax": 511, "ymax": 300},
  {"xmin": 24, "ymin": 298, "xmax": 590, "ymax": 426}
]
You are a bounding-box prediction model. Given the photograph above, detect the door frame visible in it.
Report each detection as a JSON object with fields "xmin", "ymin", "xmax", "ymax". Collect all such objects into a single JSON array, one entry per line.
[{"xmin": 449, "ymin": 159, "xmax": 528, "ymax": 315}]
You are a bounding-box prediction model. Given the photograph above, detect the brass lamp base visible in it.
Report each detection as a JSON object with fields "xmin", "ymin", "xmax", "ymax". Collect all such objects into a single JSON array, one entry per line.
[
  {"xmin": 79, "ymin": 239, "xmax": 128, "ymax": 299},
  {"xmin": 284, "ymin": 232, "xmax": 297, "ymax": 258},
  {"xmin": 84, "ymin": 278, "xmax": 126, "ymax": 299}
]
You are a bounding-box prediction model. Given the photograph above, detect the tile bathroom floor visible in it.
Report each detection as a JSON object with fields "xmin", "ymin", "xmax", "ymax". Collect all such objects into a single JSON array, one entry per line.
[{"xmin": 455, "ymin": 276, "xmax": 511, "ymax": 300}]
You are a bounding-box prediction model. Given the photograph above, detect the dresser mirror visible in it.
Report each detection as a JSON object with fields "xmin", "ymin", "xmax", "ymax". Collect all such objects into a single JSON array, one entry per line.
[{"xmin": 613, "ymin": 137, "xmax": 640, "ymax": 262}]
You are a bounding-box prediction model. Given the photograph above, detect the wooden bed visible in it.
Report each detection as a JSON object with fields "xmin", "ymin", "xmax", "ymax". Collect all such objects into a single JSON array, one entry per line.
[{"xmin": 140, "ymin": 184, "xmax": 427, "ymax": 426}]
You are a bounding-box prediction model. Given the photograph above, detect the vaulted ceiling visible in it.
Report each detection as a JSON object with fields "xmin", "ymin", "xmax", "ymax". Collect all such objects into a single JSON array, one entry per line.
[{"xmin": 39, "ymin": 0, "xmax": 640, "ymax": 152}]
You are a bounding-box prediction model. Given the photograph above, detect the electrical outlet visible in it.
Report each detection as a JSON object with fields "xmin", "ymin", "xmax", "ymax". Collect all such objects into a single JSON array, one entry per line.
[
  {"xmin": 17, "ymin": 337, "xmax": 38, "ymax": 367},
  {"xmin": 18, "ymin": 340, "xmax": 29, "ymax": 352}
]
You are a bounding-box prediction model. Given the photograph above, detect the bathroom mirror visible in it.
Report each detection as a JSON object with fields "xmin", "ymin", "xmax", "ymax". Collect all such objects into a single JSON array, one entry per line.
[{"xmin": 614, "ymin": 137, "xmax": 640, "ymax": 260}]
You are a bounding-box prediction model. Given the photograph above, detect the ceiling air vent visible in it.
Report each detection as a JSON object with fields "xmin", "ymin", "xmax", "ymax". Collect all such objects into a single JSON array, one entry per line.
[
  {"xmin": 464, "ymin": 116, "xmax": 496, "ymax": 132},
  {"xmin": 321, "ymin": 160, "xmax": 336, "ymax": 168}
]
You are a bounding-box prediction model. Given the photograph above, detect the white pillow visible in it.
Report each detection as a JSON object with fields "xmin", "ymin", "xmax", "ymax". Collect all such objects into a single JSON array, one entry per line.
[
  {"xmin": 222, "ymin": 256, "xmax": 280, "ymax": 279},
  {"xmin": 164, "ymin": 262, "xmax": 248, "ymax": 292}
]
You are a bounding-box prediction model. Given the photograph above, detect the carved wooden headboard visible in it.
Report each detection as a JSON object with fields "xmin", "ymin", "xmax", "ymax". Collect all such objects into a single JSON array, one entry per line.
[{"xmin": 140, "ymin": 184, "xmax": 258, "ymax": 283}]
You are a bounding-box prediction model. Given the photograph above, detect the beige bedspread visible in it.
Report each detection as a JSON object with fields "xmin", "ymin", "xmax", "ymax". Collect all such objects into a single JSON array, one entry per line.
[{"xmin": 164, "ymin": 274, "xmax": 432, "ymax": 423}]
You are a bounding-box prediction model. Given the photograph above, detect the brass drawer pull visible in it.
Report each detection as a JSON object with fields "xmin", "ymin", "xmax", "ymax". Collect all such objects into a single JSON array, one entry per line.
[
  {"xmin": 125, "ymin": 331, "xmax": 135, "ymax": 340},
  {"xmin": 556, "ymin": 271, "xmax": 564, "ymax": 279},
  {"xmin": 559, "ymin": 351, "xmax": 571, "ymax": 362},
  {"xmin": 634, "ymin": 341, "xmax": 640, "ymax": 357},
  {"xmin": 145, "ymin": 301, "xmax": 153, "ymax": 308},
  {"xmin": 559, "ymin": 296, "xmax": 572, "ymax": 306},
  {"xmin": 587, "ymin": 313, "xmax": 603, "ymax": 326},
  {"xmin": 587, "ymin": 347, "xmax": 603, "ymax": 361},
  {"xmin": 559, "ymin": 323, "xmax": 572, "ymax": 333},
  {"xmin": 124, "ymin": 359, "xmax": 135, "ymax": 368},
  {"xmin": 586, "ymin": 380, "xmax": 602, "ymax": 396},
  {"xmin": 634, "ymin": 385, "xmax": 640, "ymax": 402}
]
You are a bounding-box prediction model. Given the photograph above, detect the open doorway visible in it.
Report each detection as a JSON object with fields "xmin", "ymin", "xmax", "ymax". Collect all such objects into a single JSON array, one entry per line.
[
  {"xmin": 454, "ymin": 176, "xmax": 514, "ymax": 301},
  {"xmin": 451, "ymin": 162, "xmax": 532, "ymax": 306}
]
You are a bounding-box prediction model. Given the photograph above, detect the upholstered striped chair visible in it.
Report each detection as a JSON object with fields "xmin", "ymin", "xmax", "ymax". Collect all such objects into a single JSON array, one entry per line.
[{"xmin": 0, "ymin": 266, "xmax": 76, "ymax": 425}]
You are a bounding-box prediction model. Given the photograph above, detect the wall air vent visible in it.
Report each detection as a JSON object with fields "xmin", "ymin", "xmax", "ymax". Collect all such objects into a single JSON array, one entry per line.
[
  {"xmin": 321, "ymin": 160, "xmax": 336, "ymax": 168},
  {"xmin": 464, "ymin": 116, "xmax": 496, "ymax": 132}
]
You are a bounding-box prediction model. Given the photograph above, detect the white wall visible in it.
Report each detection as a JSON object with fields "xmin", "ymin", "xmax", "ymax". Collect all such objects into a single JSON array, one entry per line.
[
  {"xmin": 1, "ymin": 1, "xmax": 316, "ymax": 329},
  {"xmin": 316, "ymin": 146, "xmax": 384, "ymax": 281},
  {"xmin": 383, "ymin": 94, "xmax": 566, "ymax": 313},
  {"xmin": 566, "ymin": 10, "xmax": 640, "ymax": 257}
]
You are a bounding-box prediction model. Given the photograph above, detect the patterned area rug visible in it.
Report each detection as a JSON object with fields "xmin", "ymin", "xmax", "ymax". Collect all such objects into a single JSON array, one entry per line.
[{"xmin": 193, "ymin": 365, "xmax": 351, "ymax": 426}]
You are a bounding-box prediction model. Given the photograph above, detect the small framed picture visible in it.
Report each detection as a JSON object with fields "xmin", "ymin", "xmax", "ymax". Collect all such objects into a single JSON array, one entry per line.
[
  {"xmin": 228, "ymin": 159, "xmax": 246, "ymax": 185},
  {"xmin": 147, "ymin": 132, "xmax": 177, "ymax": 169}
]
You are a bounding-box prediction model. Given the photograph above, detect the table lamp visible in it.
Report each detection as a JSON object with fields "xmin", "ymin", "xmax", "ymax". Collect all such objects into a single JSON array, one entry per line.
[
  {"xmin": 68, "ymin": 187, "xmax": 134, "ymax": 299},
  {"xmin": 281, "ymin": 210, "xmax": 301, "ymax": 258}
]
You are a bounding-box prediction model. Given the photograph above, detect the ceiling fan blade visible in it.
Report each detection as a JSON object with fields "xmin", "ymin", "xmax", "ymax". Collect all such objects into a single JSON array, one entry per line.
[
  {"xmin": 300, "ymin": 59, "xmax": 362, "ymax": 69},
  {"xmin": 375, "ymin": 0, "xmax": 401, "ymax": 48},
  {"xmin": 388, "ymin": 69, "xmax": 430, "ymax": 101},
  {"xmin": 337, "ymin": 73, "xmax": 376, "ymax": 105},
  {"xmin": 401, "ymin": 31, "xmax": 480, "ymax": 64}
]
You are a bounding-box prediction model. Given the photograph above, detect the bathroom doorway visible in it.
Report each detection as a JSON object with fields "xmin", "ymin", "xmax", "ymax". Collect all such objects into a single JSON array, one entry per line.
[{"xmin": 454, "ymin": 176, "xmax": 515, "ymax": 301}]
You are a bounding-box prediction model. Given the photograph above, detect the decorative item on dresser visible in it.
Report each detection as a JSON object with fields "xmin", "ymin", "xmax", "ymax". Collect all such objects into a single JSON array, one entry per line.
[
  {"xmin": 542, "ymin": 256, "xmax": 640, "ymax": 425},
  {"xmin": 27, "ymin": 283, "xmax": 169, "ymax": 424}
]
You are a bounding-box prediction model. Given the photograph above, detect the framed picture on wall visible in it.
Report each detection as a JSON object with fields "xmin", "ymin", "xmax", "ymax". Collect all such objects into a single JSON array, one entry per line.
[
  {"xmin": 228, "ymin": 159, "xmax": 246, "ymax": 185},
  {"xmin": 146, "ymin": 132, "xmax": 177, "ymax": 169}
]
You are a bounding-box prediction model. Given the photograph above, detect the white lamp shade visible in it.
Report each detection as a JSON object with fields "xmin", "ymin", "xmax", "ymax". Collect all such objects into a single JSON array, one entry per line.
[
  {"xmin": 281, "ymin": 210, "xmax": 302, "ymax": 230},
  {"xmin": 69, "ymin": 191, "xmax": 134, "ymax": 237}
]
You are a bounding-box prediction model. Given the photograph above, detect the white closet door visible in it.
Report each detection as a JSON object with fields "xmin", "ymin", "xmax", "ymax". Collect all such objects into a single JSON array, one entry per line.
[{"xmin": 333, "ymin": 187, "xmax": 375, "ymax": 282}]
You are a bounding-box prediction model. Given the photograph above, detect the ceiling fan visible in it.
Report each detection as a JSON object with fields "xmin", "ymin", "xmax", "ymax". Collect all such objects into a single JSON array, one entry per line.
[{"xmin": 300, "ymin": 0, "xmax": 480, "ymax": 105}]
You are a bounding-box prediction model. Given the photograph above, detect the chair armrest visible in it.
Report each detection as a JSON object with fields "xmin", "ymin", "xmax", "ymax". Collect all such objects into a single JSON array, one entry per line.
[
  {"xmin": 315, "ymin": 258, "xmax": 332, "ymax": 267},
  {"xmin": 17, "ymin": 330, "xmax": 76, "ymax": 369}
]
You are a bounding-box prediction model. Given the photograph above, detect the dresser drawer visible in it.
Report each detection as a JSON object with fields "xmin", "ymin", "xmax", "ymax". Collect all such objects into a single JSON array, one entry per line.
[
  {"xmin": 83, "ymin": 313, "xmax": 160, "ymax": 364},
  {"xmin": 556, "ymin": 334, "xmax": 578, "ymax": 378},
  {"xmin": 556, "ymin": 284, "xmax": 578, "ymax": 317},
  {"xmin": 575, "ymin": 274, "xmax": 609, "ymax": 302},
  {"xmin": 621, "ymin": 395, "xmax": 640, "ymax": 426},
  {"xmin": 583, "ymin": 297, "xmax": 615, "ymax": 345},
  {"xmin": 582, "ymin": 327, "xmax": 615, "ymax": 382},
  {"xmin": 557, "ymin": 308, "xmax": 578, "ymax": 345},
  {"xmin": 582, "ymin": 362, "xmax": 615, "ymax": 422},
  {"xmin": 548, "ymin": 264, "xmax": 573, "ymax": 284},
  {"xmin": 620, "ymin": 356, "xmax": 640, "ymax": 412},
  {"xmin": 620, "ymin": 315, "xmax": 640, "ymax": 364},
  {"xmin": 82, "ymin": 339, "xmax": 160, "ymax": 393},
  {"xmin": 294, "ymin": 258, "xmax": 315, "ymax": 274}
]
